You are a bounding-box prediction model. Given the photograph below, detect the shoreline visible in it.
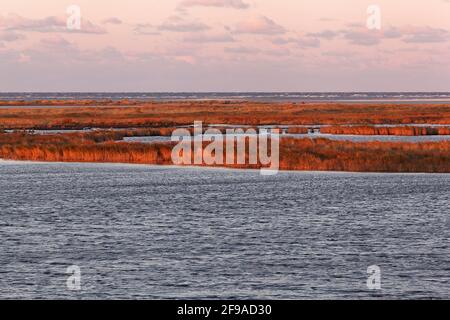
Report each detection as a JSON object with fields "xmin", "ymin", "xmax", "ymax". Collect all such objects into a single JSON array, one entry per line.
[
  {"xmin": 2, "ymin": 158, "xmax": 450, "ymax": 175},
  {"xmin": 1, "ymin": 99, "xmax": 450, "ymax": 107},
  {"xmin": 0, "ymin": 98, "xmax": 450, "ymax": 107},
  {"xmin": 2, "ymin": 101, "xmax": 450, "ymax": 108}
]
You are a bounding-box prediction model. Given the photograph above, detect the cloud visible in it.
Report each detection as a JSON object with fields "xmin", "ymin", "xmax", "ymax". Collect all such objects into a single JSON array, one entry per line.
[
  {"xmin": 98, "ymin": 46, "xmax": 125, "ymax": 61},
  {"xmin": 40, "ymin": 35, "xmax": 74, "ymax": 49},
  {"xmin": 234, "ymin": 16, "xmax": 286, "ymax": 35},
  {"xmin": 35, "ymin": 36, "xmax": 80, "ymax": 57},
  {"xmin": 272, "ymin": 36, "xmax": 320, "ymax": 48},
  {"xmin": 402, "ymin": 26, "xmax": 450, "ymax": 43},
  {"xmin": 264, "ymin": 47, "xmax": 291, "ymax": 57},
  {"xmin": 224, "ymin": 46, "xmax": 260, "ymax": 54},
  {"xmin": 179, "ymin": 0, "xmax": 249, "ymax": 9},
  {"xmin": 342, "ymin": 29, "xmax": 381, "ymax": 46},
  {"xmin": 0, "ymin": 13, "xmax": 106, "ymax": 34},
  {"xmin": 271, "ymin": 37, "xmax": 293, "ymax": 45},
  {"xmin": 0, "ymin": 30, "xmax": 25, "ymax": 42},
  {"xmin": 134, "ymin": 16, "xmax": 210, "ymax": 35},
  {"xmin": 17, "ymin": 52, "xmax": 31, "ymax": 63},
  {"xmin": 338, "ymin": 24, "xmax": 450, "ymax": 46},
  {"xmin": 318, "ymin": 17, "xmax": 338, "ymax": 22},
  {"xmin": 383, "ymin": 27, "xmax": 403, "ymax": 39},
  {"xmin": 134, "ymin": 24, "xmax": 160, "ymax": 35},
  {"xmin": 297, "ymin": 37, "xmax": 321, "ymax": 48},
  {"xmin": 102, "ymin": 17, "xmax": 123, "ymax": 25},
  {"xmin": 322, "ymin": 50, "xmax": 356, "ymax": 57},
  {"xmin": 306, "ymin": 30, "xmax": 338, "ymax": 40},
  {"xmin": 72, "ymin": 19, "xmax": 107, "ymax": 34},
  {"xmin": 184, "ymin": 32, "xmax": 235, "ymax": 43},
  {"xmin": 158, "ymin": 16, "xmax": 210, "ymax": 32},
  {"xmin": 224, "ymin": 45, "xmax": 292, "ymax": 58},
  {"xmin": 19, "ymin": 35, "xmax": 126, "ymax": 66}
]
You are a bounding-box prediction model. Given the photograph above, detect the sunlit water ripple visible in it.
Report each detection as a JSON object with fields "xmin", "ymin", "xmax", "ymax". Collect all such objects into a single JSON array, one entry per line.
[{"xmin": 0, "ymin": 161, "xmax": 449, "ymax": 299}]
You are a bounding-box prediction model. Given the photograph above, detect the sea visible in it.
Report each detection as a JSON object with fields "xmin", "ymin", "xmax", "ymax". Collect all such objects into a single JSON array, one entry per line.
[
  {"xmin": 0, "ymin": 161, "xmax": 448, "ymax": 299},
  {"xmin": 0, "ymin": 92, "xmax": 450, "ymax": 103}
]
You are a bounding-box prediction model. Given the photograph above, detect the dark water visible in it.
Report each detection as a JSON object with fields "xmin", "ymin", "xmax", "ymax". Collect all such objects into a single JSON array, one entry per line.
[
  {"xmin": 1, "ymin": 92, "xmax": 450, "ymax": 103},
  {"xmin": 0, "ymin": 161, "xmax": 448, "ymax": 299}
]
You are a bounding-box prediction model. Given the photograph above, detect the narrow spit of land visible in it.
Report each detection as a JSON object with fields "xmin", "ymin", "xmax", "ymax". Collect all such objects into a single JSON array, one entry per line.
[
  {"xmin": 1, "ymin": 100, "xmax": 450, "ymax": 172},
  {"xmin": 1, "ymin": 100, "xmax": 450, "ymax": 129}
]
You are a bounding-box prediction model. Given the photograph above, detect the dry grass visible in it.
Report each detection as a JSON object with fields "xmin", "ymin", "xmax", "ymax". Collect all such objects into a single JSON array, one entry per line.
[
  {"xmin": 286, "ymin": 127, "xmax": 309, "ymax": 134},
  {"xmin": 2, "ymin": 131, "xmax": 450, "ymax": 172},
  {"xmin": 1, "ymin": 101, "xmax": 449, "ymax": 172},
  {"xmin": 321, "ymin": 126, "xmax": 450, "ymax": 136},
  {"xmin": 1, "ymin": 101, "xmax": 450, "ymax": 130}
]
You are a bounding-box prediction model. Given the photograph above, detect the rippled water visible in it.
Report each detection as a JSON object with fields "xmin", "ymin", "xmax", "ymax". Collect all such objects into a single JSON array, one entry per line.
[
  {"xmin": 124, "ymin": 134, "xmax": 450, "ymax": 144},
  {"xmin": 1, "ymin": 92, "xmax": 450, "ymax": 103},
  {"xmin": 0, "ymin": 161, "xmax": 448, "ymax": 299}
]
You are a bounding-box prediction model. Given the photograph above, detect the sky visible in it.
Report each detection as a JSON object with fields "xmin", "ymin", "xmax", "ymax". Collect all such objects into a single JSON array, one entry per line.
[{"xmin": 0, "ymin": 0, "xmax": 449, "ymax": 92}]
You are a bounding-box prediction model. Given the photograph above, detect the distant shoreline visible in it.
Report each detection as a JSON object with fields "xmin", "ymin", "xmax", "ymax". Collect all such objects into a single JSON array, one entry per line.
[
  {"xmin": 0, "ymin": 98, "xmax": 449, "ymax": 106},
  {"xmin": 0, "ymin": 91, "xmax": 449, "ymax": 105}
]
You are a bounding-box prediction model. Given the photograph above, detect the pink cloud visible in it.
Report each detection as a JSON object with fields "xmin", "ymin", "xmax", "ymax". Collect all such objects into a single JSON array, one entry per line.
[
  {"xmin": 0, "ymin": 13, "xmax": 106, "ymax": 34},
  {"xmin": 306, "ymin": 30, "xmax": 338, "ymax": 40},
  {"xmin": 102, "ymin": 17, "xmax": 123, "ymax": 25},
  {"xmin": 158, "ymin": 16, "xmax": 210, "ymax": 32},
  {"xmin": 234, "ymin": 16, "xmax": 286, "ymax": 35},
  {"xmin": 183, "ymin": 32, "xmax": 235, "ymax": 43},
  {"xmin": 338, "ymin": 24, "xmax": 450, "ymax": 46},
  {"xmin": 0, "ymin": 30, "xmax": 25, "ymax": 42},
  {"xmin": 224, "ymin": 46, "xmax": 260, "ymax": 54},
  {"xmin": 40, "ymin": 35, "xmax": 73, "ymax": 48},
  {"xmin": 342, "ymin": 29, "xmax": 382, "ymax": 46},
  {"xmin": 179, "ymin": 0, "xmax": 249, "ymax": 9},
  {"xmin": 134, "ymin": 24, "xmax": 160, "ymax": 35},
  {"xmin": 401, "ymin": 26, "xmax": 450, "ymax": 43},
  {"xmin": 272, "ymin": 36, "xmax": 321, "ymax": 48}
]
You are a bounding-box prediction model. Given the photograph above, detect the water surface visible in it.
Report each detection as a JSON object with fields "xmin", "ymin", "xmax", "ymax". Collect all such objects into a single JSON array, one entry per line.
[
  {"xmin": 1, "ymin": 92, "xmax": 449, "ymax": 104},
  {"xmin": 0, "ymin": 161, "xmax": 448, "ymax": 299},
  {"xmin": 125, "ymin": 134, "xmax": 450, "ymax": 143}
]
